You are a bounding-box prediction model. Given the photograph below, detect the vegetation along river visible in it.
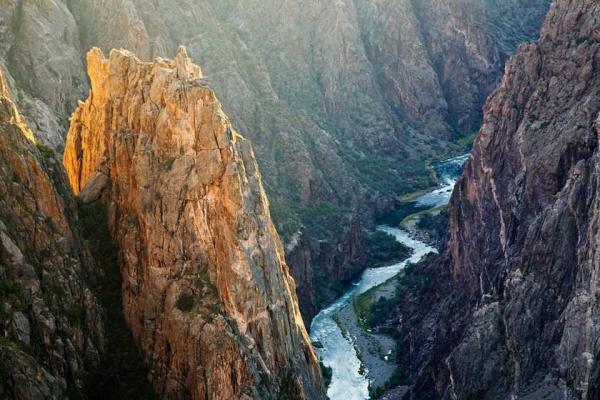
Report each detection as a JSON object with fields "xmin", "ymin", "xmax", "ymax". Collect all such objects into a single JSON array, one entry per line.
[{"xmin": 309, "ymin": 153, "xmax": 470, "ymax": 399}]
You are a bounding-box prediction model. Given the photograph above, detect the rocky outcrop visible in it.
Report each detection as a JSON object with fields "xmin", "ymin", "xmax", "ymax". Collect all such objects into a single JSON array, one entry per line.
[
  {"xmin": 64, "ymin": 47, "xmax": 324, "ymax": 399},
  {"xmin": 396, "ymin": 0, "xmax": 551, "ymax": 134},
  {"xmin": 0, "ymin": 70, "xmax": 103, "ymax": 398},
  {"xmin": 316, "ymin": 216, "xmax": 367, "ymax": 286},
  {"xmin": 387, "ymin": 1, "xmax": 600, "ymax": 398}
]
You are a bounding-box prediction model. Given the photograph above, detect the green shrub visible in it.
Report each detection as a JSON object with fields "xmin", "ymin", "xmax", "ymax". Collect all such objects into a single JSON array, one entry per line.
[
  {"xmin": 277, "ymin": 370, "xmax": 302, "ymax": 400},
  {"xmin": 369, "ymin": 365, "xmax": 413, "ymax": 399},
  {"xmin": 269, "ymin": 199, "xmax": 301, "ymax": 242},
  {"xmin": 0, "ymin": 279, "xmax": 24, "ymax": 315},
  {"xmin": 415, "ymin": 207, "xmax": 449, "ymax": 245},
  {"xmin": 299, "ymin": 201, "xmax": 350, "ymax": 239},
  {"xmin": 369, "ymin": 385, "xmax": 385, "ymax": 399},
  {"xmin": 454, "ymin": 130, "xmax": 479, "ymax": 151},
  {"xmin": 35, "ymin": 142, "xmax": 55, "ymax": 159},
  {"xmin": 162, "ymin": 156, "xmax": 176, "ymax": 171},
  {"xmin": 0, "ymin": 336, "xmax": 18, "ymax": 349},
  {"xmin": 65, "ymin": 303, "xmax": 84, "ymax": 327},
  {"xmin": 320, "ymin": 361, "xmax": 333, "ymax": 388},
  {"xmin": 196, "ymin": 268, "xmax": 218, "ymax": 295},
  {"xmin": 365, "ymin": 296, "xmax": 397, "ymax": 328},
  {"xmin": 365, "ymin": 230, "xmax": 412, "ymax": 267},
  {"xmin": 176, "ymin": 293, "xmax": 195, "ymax": 313}
]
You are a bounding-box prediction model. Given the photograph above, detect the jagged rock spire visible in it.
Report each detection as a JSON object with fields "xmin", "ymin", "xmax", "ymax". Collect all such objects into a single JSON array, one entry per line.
[{"xmin": 64, "ymin": 48, "xmax": 324, "ymax": 400}]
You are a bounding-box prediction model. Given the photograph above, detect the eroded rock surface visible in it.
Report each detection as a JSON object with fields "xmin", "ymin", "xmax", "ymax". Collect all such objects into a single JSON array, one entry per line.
[{"xmin": 64, "ymin": 47, "xmax": 324, "ymax": 400}]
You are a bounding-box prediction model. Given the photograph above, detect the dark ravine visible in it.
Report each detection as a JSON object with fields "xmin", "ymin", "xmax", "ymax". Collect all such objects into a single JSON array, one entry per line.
[{"xmin": 377, "ymin": 1, "xmax": 600, "ymax": 399}]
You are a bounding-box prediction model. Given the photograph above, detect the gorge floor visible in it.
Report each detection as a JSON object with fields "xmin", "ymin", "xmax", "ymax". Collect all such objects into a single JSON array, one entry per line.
[{"xmin": 310, "ymin": 155, "xmax": 469, "ymax": 399}]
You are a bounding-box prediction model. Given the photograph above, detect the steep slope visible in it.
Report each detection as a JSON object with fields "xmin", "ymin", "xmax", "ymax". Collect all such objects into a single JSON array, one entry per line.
[
  {"xmin": 0, "ymin": 0, "xmax": 550, "ymax": 321},
  {"xmin": 384, "ymin": 0, "xmax": 600, "ymax": 398},
  {"xmin": 63, "ymin": 47, "xmax": 324, "ymax": 399},
  {"xmin": 0, "ymin": 71, "xmax": 103, "ymax": 398}
]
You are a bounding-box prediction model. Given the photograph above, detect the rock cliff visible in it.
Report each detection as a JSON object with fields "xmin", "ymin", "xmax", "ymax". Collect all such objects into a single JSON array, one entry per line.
[
  {"xmin": 0, "ymin": 70, "xmax": 103, "ymax": 398},
  {"xmin": 64, "ymin": 47, "xmax": 324, "ymax": 399},
  {"xmin": 385, "ymin": 0, "xmax": 600, "ymax": 398}
]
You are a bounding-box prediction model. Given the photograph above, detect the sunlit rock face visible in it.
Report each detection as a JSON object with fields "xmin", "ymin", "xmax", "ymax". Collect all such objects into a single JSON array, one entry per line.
[
  {"xmin": 392, "ymin": 0, "xmax": 600, "ymax": 398},
  {"xmin": 0, "ymin": 70, "xmax": 103, "ymax": 398},
  {"xmin": 64, "ymin": 47, "xmax": 324, "ymax": 400}
]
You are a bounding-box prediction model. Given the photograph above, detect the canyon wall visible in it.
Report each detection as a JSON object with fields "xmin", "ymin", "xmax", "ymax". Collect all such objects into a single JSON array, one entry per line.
[
  {"xmin": 0, "ymin": 70, "xmax": 103, "ymax": 398},
  {"xmin": 0, "ymin": 0, "xmax": 550, "ymax": 320},
  {"xmin": 389, "ymin": 0, "xmax": 600, "ymax": 398},
  {"xmin": 64, "ymin": 47, "xmax": 323, "ymax": 399}
]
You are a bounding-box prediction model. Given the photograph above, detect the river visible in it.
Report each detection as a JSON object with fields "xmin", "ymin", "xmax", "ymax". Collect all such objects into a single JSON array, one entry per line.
[{"xmin": 309, "ymin": 153, "xmax": 469, "ymax": 400}]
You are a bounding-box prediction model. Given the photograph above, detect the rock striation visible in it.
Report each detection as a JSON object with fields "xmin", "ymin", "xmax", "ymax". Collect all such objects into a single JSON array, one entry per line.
[
  {"xmin": 0, "ymin": 70, "xmax": 103, "ymax": 398},
  {"xmin": 387, "ymin": 0, "xmax": 600, "ymax": 398},
  {"xmin": 64, "ymin": 47, "xmax": 324, "ymax": 399}
]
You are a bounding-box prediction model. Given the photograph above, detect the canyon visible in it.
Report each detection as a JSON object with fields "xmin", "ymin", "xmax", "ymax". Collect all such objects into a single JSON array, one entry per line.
[
  {"xmin": 0, "ymin": 0, "xmax": 551, "ymax": 321},
  {"xmin": 3, "ymin": 1, "xmax": 598, "ymax": 400}
]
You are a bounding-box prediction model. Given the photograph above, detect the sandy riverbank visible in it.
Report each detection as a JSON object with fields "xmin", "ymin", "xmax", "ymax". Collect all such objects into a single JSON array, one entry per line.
[{"xmin": 334, "ymin": 277, "xmax": 398, "ymax": 389}]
